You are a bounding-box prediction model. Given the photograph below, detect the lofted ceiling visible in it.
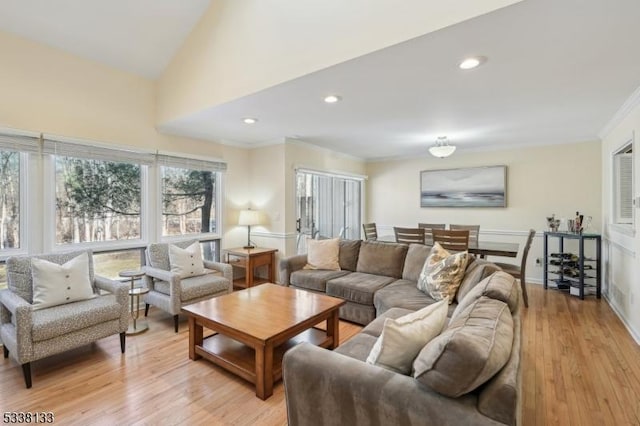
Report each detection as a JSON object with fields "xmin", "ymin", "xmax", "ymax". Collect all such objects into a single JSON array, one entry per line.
[{"xmin": 1, "ymin": 0, "xmax": 639, "ymax": 160}]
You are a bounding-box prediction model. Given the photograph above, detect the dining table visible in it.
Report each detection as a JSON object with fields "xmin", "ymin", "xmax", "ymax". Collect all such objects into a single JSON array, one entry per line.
[{"xmin": 376, "ymin": 235, "xmax": 519, "ymax": 258}]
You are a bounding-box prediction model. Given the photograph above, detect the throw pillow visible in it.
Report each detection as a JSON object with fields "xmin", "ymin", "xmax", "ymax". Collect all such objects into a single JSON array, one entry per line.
[
  {"xmin": 304, "ymin": 238, "xmax": 341, "ymax": 270},
  {"xmin": 169, "ymin": 242, "xmax": 206, "ymax": 278},
  {"xmin": 453, "ymin": 271, "xmax": 519, "ymax": 319},
  {"xmin": 417, "ymin": 242, "xmax": 469, "ymax": 304},
  {"xmin": 366, "ymin": 299, "xmax": 449, "ymax": 374},
  {"xmin": 31, "ymin": 252, "xmax": 96, "ymax": 310}
]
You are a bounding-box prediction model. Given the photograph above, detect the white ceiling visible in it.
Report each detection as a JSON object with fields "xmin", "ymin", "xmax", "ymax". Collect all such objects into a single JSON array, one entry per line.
[
  {"xmin": 0, "ymin": 0, "xmax": 210, "ymax": 78},
  {"xmin": 1, "ymin": 0, "xmax": 639, "ymax": 160}
]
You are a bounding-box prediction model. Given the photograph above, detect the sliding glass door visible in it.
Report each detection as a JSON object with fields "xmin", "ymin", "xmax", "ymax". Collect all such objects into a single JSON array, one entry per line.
[{"xmin": 296, "ymin": 170, "xmax": 362, "ymax": 254}]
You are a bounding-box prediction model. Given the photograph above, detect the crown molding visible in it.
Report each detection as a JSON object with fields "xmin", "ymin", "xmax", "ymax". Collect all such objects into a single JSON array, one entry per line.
[{"xmin": 599, "ymin": 84, "xmax": 640, "ymax": 140}]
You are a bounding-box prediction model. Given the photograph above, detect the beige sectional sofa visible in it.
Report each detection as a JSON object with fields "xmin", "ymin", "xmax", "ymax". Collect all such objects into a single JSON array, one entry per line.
[
  {"xmin": 279, "ymin": 239, "xmax": 523, "ymax": 425},
  {"xmin": 279, "ymin": 239, "xmax": 501, "ymax": 325}
]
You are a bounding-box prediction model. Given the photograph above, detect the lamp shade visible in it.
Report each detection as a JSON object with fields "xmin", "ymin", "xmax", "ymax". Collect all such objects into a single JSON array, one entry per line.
[
  {"xmin": 428, "ymin": 145, "xmax": 456, "ymax": 158},
  {"xmin": 238, "ymin": 209, "xmax": 261, "ymax": 226}
]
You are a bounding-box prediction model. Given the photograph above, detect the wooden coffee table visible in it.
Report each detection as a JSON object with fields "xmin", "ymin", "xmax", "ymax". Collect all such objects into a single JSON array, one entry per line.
[{"xmin": 181, "ymin": 283, "xmax": 346, "ymax": 400}]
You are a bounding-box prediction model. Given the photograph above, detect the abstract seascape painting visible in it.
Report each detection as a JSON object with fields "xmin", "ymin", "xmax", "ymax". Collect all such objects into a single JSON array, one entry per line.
[{"xmin": 420, "ymin": 166, "xmax": 506, "ymax": 207}]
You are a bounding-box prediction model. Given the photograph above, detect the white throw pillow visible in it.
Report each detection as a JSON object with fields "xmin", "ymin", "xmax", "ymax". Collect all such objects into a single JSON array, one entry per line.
[
  {"xmin": 31, "ymin": 252, "xmax": 96, "ymax": 310},
  {"xmin": 169, "ymin": 242, "xmax": 206, "ymax": 278},
  {"xmin": 303, "ymin": 238, "xmax": 341, "ymax": 271},
  {"xmin": 366, "ymin": 299, "xmax": 449, "ymax": 374}
]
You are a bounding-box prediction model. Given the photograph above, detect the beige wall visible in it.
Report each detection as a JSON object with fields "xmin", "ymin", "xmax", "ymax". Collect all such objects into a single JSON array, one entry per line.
[
  {"xmin": 156, "ymin": 0, "xmax": 522, "ymax": 124},
  {"xmin": 0, "ymin": 29, "xmax": 251, "ymax": 249},
  {"xmin": 601, "ymin": 92, "xmax": 640, "ymax": 343},
  {"xmin": 366, "ymin": 141, "xmax": 603, "ymax": 285}
]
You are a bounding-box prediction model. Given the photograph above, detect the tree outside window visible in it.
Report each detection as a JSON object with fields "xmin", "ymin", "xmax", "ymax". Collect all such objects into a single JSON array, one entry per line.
[
  {"xmin": 55, "ymin": 157, "xmax": 142, "ymax": 244},
  {"xmin": 0, "ymin": 150, "xmax": 20, "ymax": 250},
  {"xmin": 161, "ymin": 167, "xmax": 216, "ymax": 236}
]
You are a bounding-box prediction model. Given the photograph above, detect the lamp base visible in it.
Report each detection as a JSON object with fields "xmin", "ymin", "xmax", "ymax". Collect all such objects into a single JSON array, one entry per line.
[{"xmin": 243, "ymin": 245, "xmax": 255, "ymax": 249}]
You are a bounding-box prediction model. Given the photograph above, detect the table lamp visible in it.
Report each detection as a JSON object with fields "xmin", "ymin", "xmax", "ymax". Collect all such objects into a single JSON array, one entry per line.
[{"xmin": 238, "ymin": 209, "xmax": 260, "ymax": 249}]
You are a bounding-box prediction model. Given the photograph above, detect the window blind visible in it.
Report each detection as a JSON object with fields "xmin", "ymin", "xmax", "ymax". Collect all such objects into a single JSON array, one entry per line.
[
  {"xmin": 0, "ymin": 131, "xmax": 41, "ymax": 153},
  {"xmin": 42, "ymin": 135, "xmax": 155, "ymax": 165},
  {"xmin": 156, "ymin": 153, "xmax": 227, "ymax": 172}
]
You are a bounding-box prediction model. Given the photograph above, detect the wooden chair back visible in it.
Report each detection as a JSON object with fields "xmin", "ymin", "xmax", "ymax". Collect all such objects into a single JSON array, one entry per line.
[
  {"xmin": 394, "ymin": 227, "xmax": 425, "ymax": 245},
  {"xmin": 432, "ymin": 229, "xmax": 470, "ymax": 252},
  {"xmin": 418, "ymin": 223, "xmax": 446, "ymax": 245},
  {"xmin": 450, "ymin": 224, "xmax": 480, "ymax": 245},
  {"xmin": 362, "ymin": 223, "xmax": 378, "ymax": 240}
]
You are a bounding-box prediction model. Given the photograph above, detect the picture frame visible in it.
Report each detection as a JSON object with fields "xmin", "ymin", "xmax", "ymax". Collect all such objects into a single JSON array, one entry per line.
[{"xmin": 420, "ymin": 165, "xmax": 507, "ymax": 208}]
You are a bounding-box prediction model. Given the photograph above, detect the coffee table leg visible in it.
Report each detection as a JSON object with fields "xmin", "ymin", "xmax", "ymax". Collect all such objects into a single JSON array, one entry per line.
[
  {"xmin": 327, "ymin": 310, "xmax": 340, "ymax": 349},
  {"xmin": 189, "ymin": 316, "xmax": 203, "ymax": 360},
  {"xmin": 255, "ymin": 343, "xmax": 274, "ymax": 400}
]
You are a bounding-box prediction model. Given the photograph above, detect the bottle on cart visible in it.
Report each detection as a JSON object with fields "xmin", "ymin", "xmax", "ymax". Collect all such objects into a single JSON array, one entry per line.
[{"xmin": 575, "ymin": 211, "xmax": 581, "ymax": 233}]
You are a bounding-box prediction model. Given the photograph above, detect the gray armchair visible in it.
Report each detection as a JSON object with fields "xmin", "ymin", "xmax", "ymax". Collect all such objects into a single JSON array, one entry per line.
[
  {"xmin": 0, "ymin": 249, "xmax": 129, "ymax": 388},
  {"xmin": 142, "ymin": 240, "xmax": 232, "ymax": 332}
]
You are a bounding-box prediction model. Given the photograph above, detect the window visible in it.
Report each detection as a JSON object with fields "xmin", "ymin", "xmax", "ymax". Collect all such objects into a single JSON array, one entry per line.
[
  {"xmin": 158, "ymin": 154, "xmax": 225, "ymax": 239},
  {"xmin": 93, "ymin": 249, "xmax": 144, "ymax": 280},
  {"xmin": 55, "ymin": 157, "xmax": 142, "ymax": 244},
  {"xmin": 0, "ymin": 150, "xmax": 20, "ymax": 250},
  {"xmin": 295, "ymin": 169, "xmax": 363, "ymax": 254},
  {"xmin": 613, "ymin": 140, "xmax": 633, "ymax": 226}
]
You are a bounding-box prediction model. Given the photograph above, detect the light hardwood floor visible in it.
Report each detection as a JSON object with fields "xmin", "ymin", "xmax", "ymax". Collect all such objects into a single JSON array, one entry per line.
[{"xmin": 1, "ymin": 285, "xmax": 639, "ymax": 425}]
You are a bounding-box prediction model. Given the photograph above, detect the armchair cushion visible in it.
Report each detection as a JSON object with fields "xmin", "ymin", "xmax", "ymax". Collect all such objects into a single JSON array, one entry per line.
[
  {"xmin": 32, "ymin": 295, "xmax": 122, "ymax": 342},
  {"xmin": 168, "ymin": 242, "xmax": 206, "ymax": 278},
  {"xmin": 147, "ymin": 239, "xmax": 197, "ymax": 271},
  {"xmin": 153, "ymin": 273, "xmax": 231, "ymax": 302},
  {"xmin": 31, "ymin": 252, "xmax": 96, "ymax": 310}
]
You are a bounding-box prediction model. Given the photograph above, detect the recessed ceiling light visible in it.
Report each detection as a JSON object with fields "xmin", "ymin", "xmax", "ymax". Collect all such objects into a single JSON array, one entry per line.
[
  {"xmin": 243, "ymin": 117, "xmax": 258, "ymax": 124},
  {"xmin": 324, "ymin": 95, "xmax": 342, "ymax": 104},
  {"xmin": 459, "ymin": 56, "xmax": 487, "ymax": 70}
]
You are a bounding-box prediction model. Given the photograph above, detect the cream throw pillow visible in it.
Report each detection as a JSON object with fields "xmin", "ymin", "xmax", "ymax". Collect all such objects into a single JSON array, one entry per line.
[
  {"xmin": 366, "ymin": 299, "xmax": 449, "ymax": 374},
  {"xmin": 303, "ymin": 238, "xmax": 341, "ymax": 270},
  {"xmin": 169, "ymin": 242, "xmax": 206, "ymax": 278},
  {"xmin": 31, "ymin": 252, "xmax": 96, "ymax": 310},
  {"xmin": 417, "ymin": 243, "xmax": 469, "ymax": 304}
]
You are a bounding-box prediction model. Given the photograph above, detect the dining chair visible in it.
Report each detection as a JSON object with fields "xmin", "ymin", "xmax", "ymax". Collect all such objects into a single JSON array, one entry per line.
[
  {"xmin": 393, "ymin": 227, "xmax": 426, "ymax": 245},
  {"xmin": 493, "ymin": 229, "xmax": 535, "ymax": 308},
  {"xmin": 431, "ymin": 229, "xmax": 470, "ymax": 252},
  {"xmin": 418, "ymin": 223, "xmax": 446, "ymax": 245},
  {"xmin": 450, "ymin": 224, "xmax": 480, "ymax": 245},
  {"xmin": 362, "ymin": 223, "xmax": 378, "ymax": 240}
]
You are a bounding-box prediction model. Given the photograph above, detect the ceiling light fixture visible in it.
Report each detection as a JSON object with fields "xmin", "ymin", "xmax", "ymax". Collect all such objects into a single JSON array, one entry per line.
[
  {"xmin": 428, "ymin": 136, "xmax": 456, "ymax": 158},
  {"xmin": 459, "ymin": 56, "xmax": 486, "ymax": 70},
  {"xmin": 243, "ymin": 117, "xmax": 258, "ymax": 124},
  {"xmin": 324, "ymin": 95, "xmax": 341, "ymax": 103}
]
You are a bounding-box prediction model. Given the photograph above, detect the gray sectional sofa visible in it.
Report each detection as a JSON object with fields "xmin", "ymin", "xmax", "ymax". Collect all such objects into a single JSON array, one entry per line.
[
  {"xmin": 279, "ymin": 239, "xmax": 501, "ymax": 325},
  {"xmin": 279, "ymin": 239, "xmax": 523, "ymax": 425}
]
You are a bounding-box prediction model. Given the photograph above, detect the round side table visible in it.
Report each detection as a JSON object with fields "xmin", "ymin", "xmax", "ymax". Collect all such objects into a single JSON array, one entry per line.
[{"xmin": 119, "ymin": 270, "xmax": 149, "ymax": 335}]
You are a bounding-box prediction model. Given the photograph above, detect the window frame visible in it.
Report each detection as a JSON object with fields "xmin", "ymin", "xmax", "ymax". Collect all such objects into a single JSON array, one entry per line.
[
  {"xmin": 610, "ymin": 133, "xmax": 635, "ymax": 234},
  {"xmin": 0, "ymin": 151, "xmax": 29, "ymax": 261}
]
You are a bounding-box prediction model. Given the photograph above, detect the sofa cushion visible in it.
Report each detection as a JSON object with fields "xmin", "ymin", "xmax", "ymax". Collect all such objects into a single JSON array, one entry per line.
[
  {"xmin": 154, "ymin": 273, "xmax": 230, "ymax": 301},
  {"xmin": 356, "ymin": 241, "xmax": 408, "ymax": 278},
  {"xmin": 339, "ymin": 239, "xmax": 361, "ymax": 272},
  {"xmin": 334, "ymin": 333, "xmax": 378, "ymax": 362},
  {"xmin": 326, "ymin": 272, "xmax": 395, "ymax": 305},
  {"xmin": 455, "ymin": 260, "xmax": 503, "ymax": 303},
  {"xmin": 373, "ymin": 279, "xmax": 457, "ymax": 318},
  {"xmin": 32, "ymin": 294, "xmax": 122, "ymax": 342},
  {"xmin": 361, "ymin": 307, "xmax": 416, "ymax": 337},
  {"xmin": 453, "ymin": 271, "xmax": 519, "ymax": 319},
  {"xmin": 417, "ymin": 243, "xmax": 469, "ymax": 303},
  {"xmin": 304, "ymin": 238, "xmax": 341, "ymax": 270},
  {"xmin": 401, "ymin": 244, "xmax": 431, "ymax": 281},
  {"xmin": 366, "ymin": 300, "xmax": 448, "ymax": 374},
  {"xmin": 290, "ymin": 269, "xmax": 351, "ymax": 292},
  {"xmin": 413, "ymin": 296, "xmax": 514, "ymax": 398},
  {"xmin": 148, "ymin": 239, "xmax": 197, "ymax": 271}
]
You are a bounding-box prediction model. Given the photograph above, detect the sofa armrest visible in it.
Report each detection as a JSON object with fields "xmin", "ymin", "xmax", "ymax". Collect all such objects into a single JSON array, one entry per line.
[
  {"xmin": 203, "ymin": 260, "xmax": 233, "ymax": 284},
  {"xmin": 142, "ymin": 266, "xmax": 181, "ymax": 297},
  {"xmin": 283, "ymin": 343, "xmax": 493, "ymax": 426},
  {"xmin": 95, "ymin": 275, "xmax": 129, "ymax": 307},
  {"xmin": 0, "ymin": 289, "xmax": 34, "ymax": 361},
  {"xmin": 278, "ymin": 254, "xmax": 308, "ymax": 286}
]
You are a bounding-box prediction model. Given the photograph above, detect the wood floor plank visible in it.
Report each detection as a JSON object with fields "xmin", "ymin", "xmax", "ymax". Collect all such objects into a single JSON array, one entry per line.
[{"xmin": 2, "ymin": 284, "xmax": 640, "ymax": 425}]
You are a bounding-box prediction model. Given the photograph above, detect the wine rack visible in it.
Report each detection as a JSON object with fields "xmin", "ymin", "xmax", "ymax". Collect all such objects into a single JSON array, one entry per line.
[{"xmin": 543, "ymin": 231, "xmax": 601, "ymax": 300}]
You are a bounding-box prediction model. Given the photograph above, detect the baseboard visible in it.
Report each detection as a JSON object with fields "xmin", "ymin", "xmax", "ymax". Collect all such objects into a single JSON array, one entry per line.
[{"xmin": 603, "ymin": 294, "xmax": 640, "ymax": 346}]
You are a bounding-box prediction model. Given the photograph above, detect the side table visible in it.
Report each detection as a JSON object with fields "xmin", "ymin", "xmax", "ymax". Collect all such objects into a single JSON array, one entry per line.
[
  {"xmin": 225, "ymin": 247, "xmax": 278, "ymax": 288},
  {"xmin": 119, "ymin": 270, "xmax": 150, "ymax": 335}
]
